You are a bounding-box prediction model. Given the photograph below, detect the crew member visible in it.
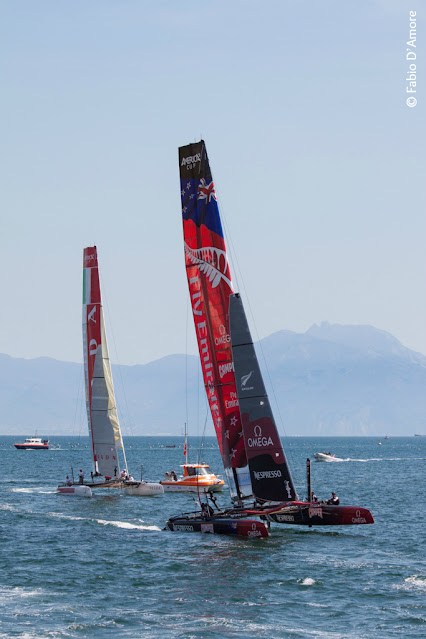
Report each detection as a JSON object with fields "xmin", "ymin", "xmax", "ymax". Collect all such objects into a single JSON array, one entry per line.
[
  {"xmin": 171, "ymin": 470, "xmax": 177, "ymax": 481},
  {"xmin": 201, "ymin": 502, "xmax": 214, "ymax": 518},
  {"xmin": 78, "ymin": 469, "xmax": 84, "ymax": 485},
  {"xmin": 65, "ymin": 475, "xmax": 72, "ymax": 486},
  {"xmin": 327, "ymin": 491, "xmax": 339, "ymax": 505}
]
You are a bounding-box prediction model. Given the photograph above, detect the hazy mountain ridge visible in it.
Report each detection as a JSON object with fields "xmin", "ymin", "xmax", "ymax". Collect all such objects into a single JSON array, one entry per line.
[{"xmin": 1, "ymin": 324, "xmax": 424, "ymax": 437}]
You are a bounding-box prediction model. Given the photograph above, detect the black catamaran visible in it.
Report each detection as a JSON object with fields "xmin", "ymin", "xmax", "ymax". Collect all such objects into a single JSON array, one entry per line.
[{"xmin": 165, "ymin": 141, "xmax": 373, "ymax": 536}]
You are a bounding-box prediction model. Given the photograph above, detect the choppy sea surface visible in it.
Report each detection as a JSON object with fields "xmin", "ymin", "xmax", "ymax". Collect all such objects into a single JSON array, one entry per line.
[{"xmin": 0, "ymin": 435, "xmax": 425, "ymax": 638}]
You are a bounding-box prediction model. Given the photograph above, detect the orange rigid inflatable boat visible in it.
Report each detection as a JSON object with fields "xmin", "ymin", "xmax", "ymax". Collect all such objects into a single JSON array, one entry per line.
[{"xmin": 160, "ymin": 463, "xmax": 225, "ymax": 493}]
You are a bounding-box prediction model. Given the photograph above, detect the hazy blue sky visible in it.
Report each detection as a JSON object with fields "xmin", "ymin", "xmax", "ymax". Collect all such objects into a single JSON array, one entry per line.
[{"xmin": 1, "ymin": 0, "xmax": 424, "ymax": 365}]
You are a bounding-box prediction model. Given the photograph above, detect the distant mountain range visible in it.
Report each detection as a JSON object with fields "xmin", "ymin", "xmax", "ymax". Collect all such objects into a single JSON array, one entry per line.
[{"xmin": 1, "ymin": 323, "xmax": 425, "ymax": 437}]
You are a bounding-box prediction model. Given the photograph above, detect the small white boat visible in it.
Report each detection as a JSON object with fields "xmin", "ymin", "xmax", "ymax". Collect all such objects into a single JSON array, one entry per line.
[
  {"xmin": 14, "ymin": 436, "xmax": 49, "ymax": 450},
  {"xmin": 314, "ymin": 452, "xmax": 344, "ymax": 462}
]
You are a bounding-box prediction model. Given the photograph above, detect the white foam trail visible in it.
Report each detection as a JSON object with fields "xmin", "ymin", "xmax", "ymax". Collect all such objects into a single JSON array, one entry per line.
[
  {"xmin": 347, "ymin": 457, "xmax": 425, "ymax": 462},
  {"xmin": 47, "ymin": 512, "xmax": 160, "ymax": 531},
  {"xmin": 0, "ymin": 503, "xmax": 17, "ymax": 512},
  {"xmin": 403, "ymin": 575, "xmax": 426, "ymax": 590},
  {"xmin": 11, "ymin": 487, "xmax": 55, "ymax": 494},
  {"xmin": 47, "ymin": 513, "xmax": 85, "ymax": 521},
  {"xmin": 0, "ymin": 586, "xmax": 44, "ymax": 600},
  {"xmin": 95, "ymin": 518, "xmax": 161, "ymax": 531},
  {"xmin": 300, "ymin": 577, "xmax": 316, "ymax": 586}
]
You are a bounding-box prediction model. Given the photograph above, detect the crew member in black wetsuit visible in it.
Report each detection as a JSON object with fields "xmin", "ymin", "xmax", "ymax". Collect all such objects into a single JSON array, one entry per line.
[
  {"xmin": 327, "ymin": 492, "xmax": 339, "ymax": 505},
  {"xmin": 201, "ymin": 502, "xmax": 214, "ymax": 518}
]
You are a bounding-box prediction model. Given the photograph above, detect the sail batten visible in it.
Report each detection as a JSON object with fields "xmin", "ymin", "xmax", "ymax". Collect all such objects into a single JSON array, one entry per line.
[
  {"xmin": 179, "ymin": 141, "xmax": 252, "ymax": 501},
  {"xmin": 82, "ymin": 246, "xmax": 122, "ymax": 478}
]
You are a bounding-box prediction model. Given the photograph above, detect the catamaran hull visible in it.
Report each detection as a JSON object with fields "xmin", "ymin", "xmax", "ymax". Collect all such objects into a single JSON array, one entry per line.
[
  {"xmin": 57, "ymin": 485, "xmax": 92, "ymax": 497},
  {"xmin": 264, "ymin": 503, "xmax": 374, "ymax": 526},
  {"xmin": 124, "ymin": 482, "xmax": 164, "ymax": 496},
  {"xmin": 160, "ymin": 482, "xmax": 224, "ymax": 493},
  {"xmin": 165, "ymin": 516, "xmax": 269, "ymax": 538}
]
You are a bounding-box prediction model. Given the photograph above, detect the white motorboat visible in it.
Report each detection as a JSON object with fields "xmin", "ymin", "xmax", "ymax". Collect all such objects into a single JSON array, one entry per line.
[
  {"xmin": 14, "ymin": 436, "xmax": 49, "ymax": 450},
  {"xmin": 314, "ymin": 452, "xmax": 344, "ymax": 462}
]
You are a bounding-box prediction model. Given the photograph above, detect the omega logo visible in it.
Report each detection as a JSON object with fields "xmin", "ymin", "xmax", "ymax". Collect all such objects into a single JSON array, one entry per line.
[{"xmin": 248, "ymin": 424, "xmax": 274, "ymax": 448}]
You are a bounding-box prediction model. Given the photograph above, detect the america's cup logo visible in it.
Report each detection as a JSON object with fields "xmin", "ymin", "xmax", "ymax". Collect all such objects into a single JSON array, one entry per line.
[{"xmin": 184, "ymin": 242, "xmax": 233, "ymax": 290}]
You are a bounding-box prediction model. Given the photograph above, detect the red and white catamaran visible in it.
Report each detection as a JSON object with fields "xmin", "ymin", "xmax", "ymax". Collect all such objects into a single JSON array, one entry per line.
[{"xmin": 57, "ymin": 247, "xmax": 164, "ymax": 498}]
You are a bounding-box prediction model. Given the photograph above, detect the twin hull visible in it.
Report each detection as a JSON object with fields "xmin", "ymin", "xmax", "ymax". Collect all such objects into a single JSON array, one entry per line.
[
  {"xmin": 57, "ymin": 482, "xmax": 164, "ymax": 497},
  {"xmin": 264, "ymin": 503, "xmax": 374, "ymax": 526},
  {"xmin": 166, "ymin": 515, "xmax": 269, "ymax": 538},
  {"xmin": 160, "ymin": 481, "xmax": 224, "ymax": 493}
]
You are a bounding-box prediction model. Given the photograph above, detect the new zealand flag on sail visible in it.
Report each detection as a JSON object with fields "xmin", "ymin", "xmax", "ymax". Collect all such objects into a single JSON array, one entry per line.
[
  {"xmin": 181, "ymin": 177, "xmax": 223, "ymax": 239},
  {"xmin": 179, "ymin": 141, "xmax": 247, "ymax": 476}
]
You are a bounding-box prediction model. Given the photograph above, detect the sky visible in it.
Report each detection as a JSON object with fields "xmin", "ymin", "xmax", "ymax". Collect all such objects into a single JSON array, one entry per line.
[{"xmin": 1, "ymin": 0, "xmax": 425, "ymax": 366}]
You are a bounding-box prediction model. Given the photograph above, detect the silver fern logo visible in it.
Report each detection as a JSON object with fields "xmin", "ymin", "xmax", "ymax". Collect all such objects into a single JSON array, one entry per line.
[
  {"xmin": 184, "ymin": 242, "xmax": 233, "ymax": 290},
  {"xmin": 241, "ymin": 371, "xmax": 253, "ymax": 387}
]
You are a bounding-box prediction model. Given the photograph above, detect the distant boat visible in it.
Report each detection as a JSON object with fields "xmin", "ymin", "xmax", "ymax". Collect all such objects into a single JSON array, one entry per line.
[
  {"xmin": 314, "ymin": 452, "xmax": 344, "ymax": 462},
  {"xmin": 14, "ymin": 436, "xmax": 49, "ymax": 450},
  {"xmin": 57, "ymin": 246, "xmax": 164, "ymax": 498},
  {"xmin": 384, "ymin": 436, "xmax": 390, "ymax": 440}
]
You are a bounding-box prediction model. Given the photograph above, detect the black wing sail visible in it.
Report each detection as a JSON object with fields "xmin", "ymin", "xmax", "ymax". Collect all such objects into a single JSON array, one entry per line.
[{"xmin": 229, "ymin": 293, "xmax": 297, "ymax": 503}]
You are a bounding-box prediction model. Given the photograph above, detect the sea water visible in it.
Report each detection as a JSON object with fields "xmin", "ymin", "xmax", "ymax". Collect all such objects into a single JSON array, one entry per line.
[{"xmin": 0, "ymin": 436, "xmax": 425, "ymax": 638}]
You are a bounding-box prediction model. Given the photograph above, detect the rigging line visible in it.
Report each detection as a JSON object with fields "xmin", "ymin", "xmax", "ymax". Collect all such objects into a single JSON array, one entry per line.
[
  {"xmin": 216, "ymin": 193, "xmax": 300, "ymax": 485},
  {"xmin": 74, "ymin": 363, "xmax": 84, "ymax": 439},
  {"xmin": 196, "ymin": 407, "xmax": 209, "ymax": 466},
  {"xmin": 100, "ymin": 271, "xmax": 136, "ymax": 448},
  {"xmin": 185, "ymin": 292, "xmax": 189, "ymax": 432}
]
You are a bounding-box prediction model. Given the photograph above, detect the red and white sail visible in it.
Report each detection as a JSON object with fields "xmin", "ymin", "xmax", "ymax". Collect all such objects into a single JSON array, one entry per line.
[
  {"xmin": 179, "ymin": 141, "xmax": 252, "ymax": 501},
  {"xmin": 82, "ymin": 246, "xmax": 123, "ymax": 478}
]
